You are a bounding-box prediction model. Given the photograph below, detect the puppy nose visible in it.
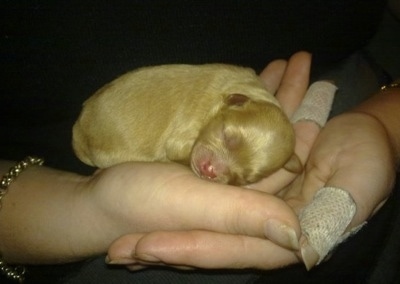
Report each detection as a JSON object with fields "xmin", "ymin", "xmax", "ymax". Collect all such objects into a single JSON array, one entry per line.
[{"xmin": 200, "ymin": 161, "xmax": 217, "ymax": 179}]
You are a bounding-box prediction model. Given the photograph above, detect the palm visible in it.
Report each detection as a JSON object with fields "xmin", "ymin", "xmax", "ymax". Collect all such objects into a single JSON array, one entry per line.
[{"xmin": 284, "ymin": 113, "xmax": 395, "ymax": 223}]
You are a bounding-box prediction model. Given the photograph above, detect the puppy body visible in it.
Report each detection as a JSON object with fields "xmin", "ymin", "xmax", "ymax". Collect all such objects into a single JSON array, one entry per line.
[{"xmin": 73, "ymin": 64, "xmax": 301, "ymax": 185}]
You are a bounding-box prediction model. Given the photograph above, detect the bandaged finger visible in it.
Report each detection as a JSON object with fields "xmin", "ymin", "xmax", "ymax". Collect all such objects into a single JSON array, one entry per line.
[
  {"xmin": 291, "ymin": 81, "xmax": 337, "ymax": 127},
  {"xmin": 299, "ymin": 187, "xmax": 365, "ymax": 270}
]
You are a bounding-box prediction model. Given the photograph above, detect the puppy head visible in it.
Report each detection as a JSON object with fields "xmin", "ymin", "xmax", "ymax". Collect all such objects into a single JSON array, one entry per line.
[{"xmin": 190, "ymin": 94, "xmax": 298, "ymax": 185}]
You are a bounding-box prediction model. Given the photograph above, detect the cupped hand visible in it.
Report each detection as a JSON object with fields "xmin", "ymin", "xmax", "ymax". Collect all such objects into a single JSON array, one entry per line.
[
  {"xmin": 88, "ymin": 161, "xmax": 300, "ymax": 246},
  {"xmin": 105, "ymin": 51, "xmax": 319, "ymax": 270},
  {"xmin": 105, "ymin": 53, "xmax": 397, "ymax": 272},
  {"xmin": 282, "ymin": 111, "xmax": 396, "ymax": 269},
  {"xmin": 92, "ymin": 162, "xmax": 300, "ymax": 270},
  {"xmin": 250, "ymin": 52, "xmax": 320, "ymax": 194}
]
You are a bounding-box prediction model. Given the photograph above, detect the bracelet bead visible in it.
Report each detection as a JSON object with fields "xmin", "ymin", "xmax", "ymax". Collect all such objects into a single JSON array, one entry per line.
[{"xmin": 380, "ymin": 82, "xmax": 400, "ymax": 91}]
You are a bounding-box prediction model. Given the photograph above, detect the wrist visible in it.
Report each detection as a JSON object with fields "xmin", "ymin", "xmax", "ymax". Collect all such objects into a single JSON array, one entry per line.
[
  {"xmin": 321, "ymin": 111, "xmax": 396, "ymax": 225},
  {"xmin": 0, "ymin": 157, "xmax": 44, "ymax": 282},
  {"xmin": 351, "ymin": 84, "xmax": 400, "ymax": 165},
  {"xmin": 0, "ymin": 161, "xmax": 101, "ymax": 264}
]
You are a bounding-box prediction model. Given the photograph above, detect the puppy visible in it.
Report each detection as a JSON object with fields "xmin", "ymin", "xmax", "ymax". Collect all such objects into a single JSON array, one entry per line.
[{"xmin": 72, "ymin": 64, "xmax": 302, "ymax": 185}]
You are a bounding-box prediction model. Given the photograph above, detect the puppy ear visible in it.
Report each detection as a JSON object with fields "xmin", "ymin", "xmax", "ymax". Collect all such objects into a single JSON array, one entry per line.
[
  {"xmin": 283, "ymin": 153, "xmax": 303, "ymax": 173},
  {"xmin": 225, "ymin": 93, "xmax": 249, "ymax": 106}
]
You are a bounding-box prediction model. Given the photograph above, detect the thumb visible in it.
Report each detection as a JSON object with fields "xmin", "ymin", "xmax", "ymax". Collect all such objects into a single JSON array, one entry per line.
[
  {"xmin": 166, "ymin": 181, "xmax": 301, "ymax": 250},
  {"xmin": 107, "ymin": 230, "xmax": 299, "ymax": 270}
]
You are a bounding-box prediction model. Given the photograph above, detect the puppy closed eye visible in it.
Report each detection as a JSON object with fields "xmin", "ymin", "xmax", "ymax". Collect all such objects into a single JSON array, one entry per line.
[{"xmin": 223, "ymin": 130, "xmax": 242, "ymax": 150}]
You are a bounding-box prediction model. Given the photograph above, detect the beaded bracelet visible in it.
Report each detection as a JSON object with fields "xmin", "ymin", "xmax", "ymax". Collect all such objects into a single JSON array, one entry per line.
[
  {"xmin": 0, "ymin": 156, "xmax": 44, "ymax": 283},
  {"xmin": 380, "ymin": 82, "xmax": 400, "ymax": 91}
]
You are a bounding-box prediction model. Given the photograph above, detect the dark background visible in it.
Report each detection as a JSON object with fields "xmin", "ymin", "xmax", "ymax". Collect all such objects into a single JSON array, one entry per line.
[{"xmin": 1, "ymin": 0, "xmax": 399, "ymax": 283}]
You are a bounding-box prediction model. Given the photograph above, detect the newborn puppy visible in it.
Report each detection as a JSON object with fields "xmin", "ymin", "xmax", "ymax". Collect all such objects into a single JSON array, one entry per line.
[{"xmin": 73, "ymin": 64, "xmax": 302, "ymax": 185}]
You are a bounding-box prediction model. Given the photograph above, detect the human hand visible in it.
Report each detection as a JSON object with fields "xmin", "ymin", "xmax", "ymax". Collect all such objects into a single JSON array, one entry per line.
[
  {"xmin": 88, "ymin": 161, "xmax": 300, "ymax": 269},
  {"xmin": 105, "ymin": 51, "xmax": 321, "ymax": 270},
  {"xmin": 281, "ymin": 111, "xmax": 396, "ymax": 269},
  {"xmin": 252, "ymin": 70, "xmax": 398, "ymax": 272},
  {"xmin": 104, "ymin": 82, "xmax": 398, "ymax": 272}
]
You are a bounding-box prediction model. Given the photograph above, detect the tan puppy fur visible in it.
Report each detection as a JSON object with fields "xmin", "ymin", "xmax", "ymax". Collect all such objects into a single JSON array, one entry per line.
[{"xmin": 73, "ymin": 64, "xmax": 302, "ymax": 185}]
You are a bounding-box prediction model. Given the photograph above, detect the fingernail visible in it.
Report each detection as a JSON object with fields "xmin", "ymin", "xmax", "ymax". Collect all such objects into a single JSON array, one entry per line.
[
  {"xmin": 264, "ymin": 219, "xmax": 300, "ymax": 250},
  {"xmin": 300, "ymin": 237, "xmax": 320, "ymax": 270},
  {"xmin": 127, "ymin": 264, "xmax": 149, "ymax": 271},
  {"xmin": 105, "ymin": 256, "xmax": 137, "ymax": 265},
  {"xmin": 135, "ymin": 253, "xmax": 161, "ymax": 263}
]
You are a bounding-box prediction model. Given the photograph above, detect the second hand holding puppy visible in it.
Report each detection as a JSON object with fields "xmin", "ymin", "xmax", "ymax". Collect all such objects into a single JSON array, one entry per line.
[{"xmin": 73, "ymin": 64, "xmax": 302, "ymax": 185}]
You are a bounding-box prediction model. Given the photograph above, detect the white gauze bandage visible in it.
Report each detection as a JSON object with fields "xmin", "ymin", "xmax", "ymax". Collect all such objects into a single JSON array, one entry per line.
[
  {"xmin": 291, "ymin": 81, "xmax": 337, "ymax": 127},
  {"xmin": 299, "ymin": 187, "xmax": 365, "ymax": 268}
]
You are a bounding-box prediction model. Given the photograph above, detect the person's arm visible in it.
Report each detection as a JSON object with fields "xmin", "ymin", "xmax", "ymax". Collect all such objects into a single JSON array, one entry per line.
[
  {"xmin": 0, "ymin": 160, "xmax": 109, "ymax": 264},
  {"xmin": 353, "ymin": 80, "xmax": 400, "ymax": 163}
]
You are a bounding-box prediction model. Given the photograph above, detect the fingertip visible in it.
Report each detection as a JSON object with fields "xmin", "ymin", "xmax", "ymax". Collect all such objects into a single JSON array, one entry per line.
[
  {"xmin": 275, "ymin": 52, "xmax": 312, "ymax": 117},
  {"xmin": 107, "ymin": 234, "xmax": 143, "ymax": 262},
  {"xmin": 106, "ymin": 256, "xmax": 138, "ymax": 266},
  {"xmin": 289, "ymin": 51, "xmax": 312, "ymax": 62},
  {"xmin": 126, "ymin": 264, "xmax": 149, "ymax": 271},
  {"xmin": 264, "ymin": 219, "xmax": 300, "ymax": 250},
  {"xmin": 231, "ymin": 188, "xmax": 302, "ymax": 239},
  {"xmin": 259, "ymin": 59, "xmax": 288, "ymax": 94},
  {"xmin": 300, "ymin": 236, "xmax": 320, "ymax": 270},
  {"xmin": 287, "ymin": 51, "xmax": 312, "ymax": 77},
  {"xmin": 260, "ymin": 59, "xmax": 287, "ymax": 75}
]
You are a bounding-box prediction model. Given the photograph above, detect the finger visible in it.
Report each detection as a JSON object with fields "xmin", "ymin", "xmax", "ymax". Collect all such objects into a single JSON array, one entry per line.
[
  {"xmin": 259, "ymin": 59, "xmax": 288, "ymax": 94},
  {"xmin": 282, "ymin": 167, "xmax": 355, "ymax": 270},
  {"xmin": 247, "ymin": 52, "xmax": 312, "ymax": 194},
  {"xmin": 249, "ymin": 80, "xmax": 336, "ymax": 194},
  {"xmin": 106, "ymin": 234, "xmax": 144, "ymax": 265},
  {"xmin": 290, "ymin": 81, "xmax": 337, "ymax": 127},
  {"xmin": 276, "ymin": 51, "xmax": 311, "ymax": 117},
  {"xmin": 247, "ymin": 121, "xmax": 320, "ymax": 194},
  {"xmin": 146, "ymin": 173, "xmax": 302, "ymax": 250},
  {"xmin": 100, "ymin": 162, "xmax": 301, "ymax": 250},
  {"xmin": 289, "ymin": 81, "xmax": 336, "ymax": 171},
  {"xmin": 107, "ymin": 231, "xmax": 299, "ymax": 270}
]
